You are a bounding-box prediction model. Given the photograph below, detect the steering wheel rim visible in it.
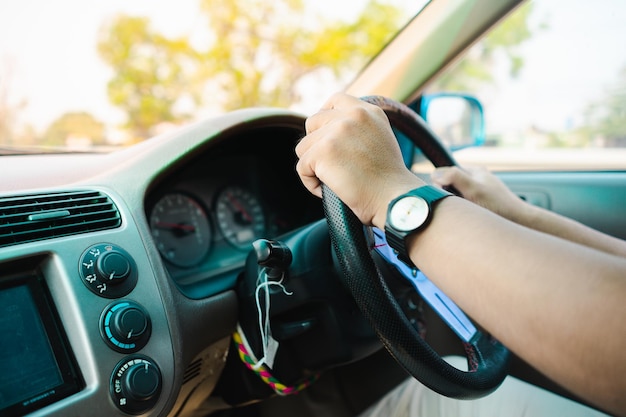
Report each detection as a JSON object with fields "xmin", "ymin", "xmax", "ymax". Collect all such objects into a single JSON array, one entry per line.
[{"xmin": 321, "ymin": 96, "xmax": 509, "ymax": 399}]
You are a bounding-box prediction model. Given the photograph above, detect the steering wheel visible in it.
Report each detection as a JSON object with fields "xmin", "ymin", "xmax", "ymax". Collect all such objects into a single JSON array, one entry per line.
[{"xmin": 322, "ymin": 96, "xmax": 509, "ymax": 399}]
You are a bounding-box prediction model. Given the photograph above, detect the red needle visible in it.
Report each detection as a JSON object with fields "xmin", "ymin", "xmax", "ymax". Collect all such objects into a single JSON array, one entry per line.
[
  {"xmin": 155, "ymin": 222, "xmax": 196, "ymax": 232},
  {"xmin": 227, "ymin": 192, "xmax": 253, "ymax": 222}
]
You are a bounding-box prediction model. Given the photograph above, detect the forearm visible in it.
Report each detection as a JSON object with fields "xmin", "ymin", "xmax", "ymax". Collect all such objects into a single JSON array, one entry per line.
[
  {"xmin": 406, "ymin": 197, "xmax": 626, "ymax": 416},
  {"xmin": 431, "ymin": 166, "xmax": 626, "ymax": 258},
  {"xmin": 508, "ymin": 202, "xmax": 626, "ymax": 258}
]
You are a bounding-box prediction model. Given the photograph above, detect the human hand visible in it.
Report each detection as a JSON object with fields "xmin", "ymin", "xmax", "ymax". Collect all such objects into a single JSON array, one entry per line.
[
  {"xmin": 431, "ymin": 166, "xmax": 528, "ymax": 222},
  {"xmin": 296, "ymin": 93, "xmax": 424, "ymax": 229}
]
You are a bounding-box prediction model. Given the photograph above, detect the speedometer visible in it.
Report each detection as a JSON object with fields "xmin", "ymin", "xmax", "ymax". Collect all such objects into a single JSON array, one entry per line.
[
  {"xmin": 149, "ymin": 193, "xmax": 212, "ymax": 267},
  {"xmin": 215, "ymin": 186, "xmax": 266, "ymax": 250}
]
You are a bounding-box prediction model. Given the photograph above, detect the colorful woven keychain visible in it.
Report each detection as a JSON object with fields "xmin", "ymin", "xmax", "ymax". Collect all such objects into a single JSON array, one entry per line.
[{"xmin": 233, "ymin": 329, "xmax": 319, "ymax": 395}]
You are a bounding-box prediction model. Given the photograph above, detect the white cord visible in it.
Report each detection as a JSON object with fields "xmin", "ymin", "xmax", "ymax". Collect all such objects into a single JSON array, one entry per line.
[{"xmin": 253, "ymin": 268, "xmax": 293, "ymax": 370}]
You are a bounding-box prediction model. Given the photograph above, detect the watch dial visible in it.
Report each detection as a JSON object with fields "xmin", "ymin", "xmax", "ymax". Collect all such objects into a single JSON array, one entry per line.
[{"xmin": 389, "ymin": 196, "xmax": 429, "ymax": 231}]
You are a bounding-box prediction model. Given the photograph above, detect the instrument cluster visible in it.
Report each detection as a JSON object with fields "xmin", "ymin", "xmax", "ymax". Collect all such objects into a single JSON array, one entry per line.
[{"xmin": 145, "ymin": 127, "xmax": 323, "ymax": 295}]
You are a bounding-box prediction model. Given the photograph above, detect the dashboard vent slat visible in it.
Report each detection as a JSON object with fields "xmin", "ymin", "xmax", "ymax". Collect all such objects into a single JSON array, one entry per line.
[
  {"xmin": 183, "ymin": 358, "xmax": 203, "ymax": 384},
  {"xmin": 0, "ymin": 191, "xmax": 122, "ymax": 248}
]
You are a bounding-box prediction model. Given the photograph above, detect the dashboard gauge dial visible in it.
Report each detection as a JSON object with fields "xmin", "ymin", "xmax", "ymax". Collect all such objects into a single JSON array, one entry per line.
[
  {"xmin": 149, "ymin": 193, "xmax": 211, "ymax": 267},
  {"xmin": 215, "ymin": 186, "xmax": 266, "ymax": 250}
]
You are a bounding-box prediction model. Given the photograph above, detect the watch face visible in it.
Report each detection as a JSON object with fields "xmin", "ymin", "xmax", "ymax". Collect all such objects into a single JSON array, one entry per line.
[{"xmin": 389, "ymin": 196, "xmax": 429, "ymax": 232}]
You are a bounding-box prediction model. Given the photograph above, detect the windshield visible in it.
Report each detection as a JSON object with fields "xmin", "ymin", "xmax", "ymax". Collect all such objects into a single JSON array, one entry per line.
[{"xmin": 0, "ymin": 0, "xmax": 426, "ymax": 153}]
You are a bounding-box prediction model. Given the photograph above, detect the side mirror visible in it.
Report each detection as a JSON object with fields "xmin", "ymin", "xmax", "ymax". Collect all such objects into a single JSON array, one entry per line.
[{"xmin": 420, "ymin": 93, "xmax": 485, "ymax": 151}]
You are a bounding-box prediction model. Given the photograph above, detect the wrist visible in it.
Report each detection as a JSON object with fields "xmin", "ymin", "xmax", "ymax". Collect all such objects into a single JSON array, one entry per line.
[
  {"xmin": 372, "ymin": 178, "xmax": 426, "ymax": 229},
  {"xmin": 508, "ymin": 199, "xmax": 540, "ymax": 228}
]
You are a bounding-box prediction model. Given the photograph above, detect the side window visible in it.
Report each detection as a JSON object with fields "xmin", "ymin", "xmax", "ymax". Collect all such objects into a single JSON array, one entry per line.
[{"xmin": 425, "ymin": 0, "xmax": 626, "ymax": 170}]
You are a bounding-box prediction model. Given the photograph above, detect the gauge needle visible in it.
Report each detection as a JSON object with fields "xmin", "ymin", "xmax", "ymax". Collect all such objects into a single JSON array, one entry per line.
[
  {"xmin": 155, "ymin": 222, "xmax": 196, "ymax": 233},
  {"xmin": 227, "ymin": 192, "xmax": 252, "ymax": 223}
]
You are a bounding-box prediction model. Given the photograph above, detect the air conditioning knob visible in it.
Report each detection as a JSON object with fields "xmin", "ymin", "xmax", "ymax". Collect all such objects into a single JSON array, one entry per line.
[
  {"xmin": 79, "ymin": 243, "xmax": 138, "ymax": 298},
  {"xmin": 96, "ymin": 250, "xmax": 131, "ymax": 284},
  {"xmin": 111, "ymin": 356, "xmax": 161, "ymax": 414},
  {"xmin": 101, "ymin": 301, "xmax": 151, "ymax": 353}
]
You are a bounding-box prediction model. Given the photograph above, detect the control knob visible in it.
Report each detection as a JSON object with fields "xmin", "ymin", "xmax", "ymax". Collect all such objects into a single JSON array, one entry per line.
[
  {"xmin": 96, "ymin": 250, "xmax": 132, "ymax": 284},
  {"xmin": 79, "ymin": 243, "xmax": 138, "ymax": 298},
  {"xmin": 111, "ymin": 356, "xmax": 162, "ymax": 414},
  {"xmin": 101, "ymin": 301, "xmax": 151, "ymax": 353}
]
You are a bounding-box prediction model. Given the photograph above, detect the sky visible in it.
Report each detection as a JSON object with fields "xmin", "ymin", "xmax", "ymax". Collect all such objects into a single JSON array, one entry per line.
[
  {"xmin": 0, "ymin": 0, "xmax": 217, "ymax": 131},
  {"xmin": 1, "ymin": 0, "xmax": 625, "ymax": 138},
  {"xmin": 471, "ymin": 0, "xmax": 626, "ymax": 135},
  {"xmin": 0, "ymin": 0, "xmax": 422, "ymax": 134}
]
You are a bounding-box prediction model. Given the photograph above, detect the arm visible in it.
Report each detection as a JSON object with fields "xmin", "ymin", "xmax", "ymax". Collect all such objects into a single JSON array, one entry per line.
[
  {"xmin": 432, "ymin": 166, "xmax": 626, "ymax": 257},
  {"xmin": 296, "ymin": 93, "xmax": 626, "ymax": 416}
]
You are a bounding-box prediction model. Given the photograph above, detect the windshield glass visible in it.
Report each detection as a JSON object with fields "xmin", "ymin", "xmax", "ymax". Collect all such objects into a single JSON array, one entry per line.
[{"xmin": 0, "ymin": 0, "xmax": 426, "ymax": 153}]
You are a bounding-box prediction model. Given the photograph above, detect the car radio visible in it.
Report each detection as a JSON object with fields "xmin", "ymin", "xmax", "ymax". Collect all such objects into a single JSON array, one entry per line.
[{"xmin": 0, "ymin": 267, "xmax": 83, "ymax": 417}]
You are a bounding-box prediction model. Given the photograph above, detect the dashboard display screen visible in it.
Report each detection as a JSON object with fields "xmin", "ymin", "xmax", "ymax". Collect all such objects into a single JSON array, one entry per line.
[{"xmin": 0, "ymin": 273, "xmax": 82, "ymax": 416}]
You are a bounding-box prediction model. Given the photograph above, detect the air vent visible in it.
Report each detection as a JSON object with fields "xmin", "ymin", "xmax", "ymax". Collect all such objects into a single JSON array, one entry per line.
[
  {"xmin": 0, "ymin": 190, "xmax": 122, "ymax": 248},
  {"xmin": 183, "ymin": 358, "xmax": 203, "ymax": 384}
]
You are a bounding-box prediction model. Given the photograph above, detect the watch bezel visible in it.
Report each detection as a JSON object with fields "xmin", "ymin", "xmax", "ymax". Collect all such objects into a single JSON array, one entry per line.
[{"xmin": 388, "ymin": 195, "xmax": 430, "ymax": 232}]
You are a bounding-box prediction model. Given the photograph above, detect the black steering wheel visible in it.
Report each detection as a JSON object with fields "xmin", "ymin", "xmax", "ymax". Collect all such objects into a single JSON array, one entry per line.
[{"xmin": 322, "ymin": 96, "xmax": 509, "ymax": 399}]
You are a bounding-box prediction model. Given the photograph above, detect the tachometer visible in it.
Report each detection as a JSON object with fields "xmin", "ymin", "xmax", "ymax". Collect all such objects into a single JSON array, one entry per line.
[
  {"xmin": 215, "ymin": 186, "xmax": 266, "ymax": 250},
  {"xmin": 149, "ymin": 193, "xmax": 212, "ymax": 267}
]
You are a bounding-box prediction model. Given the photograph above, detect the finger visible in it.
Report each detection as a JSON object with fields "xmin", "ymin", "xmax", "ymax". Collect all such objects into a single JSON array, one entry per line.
[
  {"xmin": 305, "ymin": 108, "xmax": 336, "ymax": 135},
  {"xmin": 295, "ymin": 127, "xmax": 324, "ymax": 159},
  {"xmin": 295, "ymin": 157, "xmax": 322, "ymax": 198},
  {"xmin": 319, "ymin": 92, "xmax": 361, "ymax": 111},
  {"xmin": 431, "ymin": 166, "xmax": 474, "ymax": 191},
  {"xmin": 431, "ymin": 166, "xmax": 454, "ymax": 186}
]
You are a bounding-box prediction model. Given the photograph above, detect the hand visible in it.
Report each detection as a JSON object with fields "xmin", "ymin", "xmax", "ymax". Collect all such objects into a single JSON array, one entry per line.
[
  {"xmin": 431, "ymin": 166, "xmax": 528, "ymax": 223},
  {"xmin": 296, "ymin": 93, "xmax": 423, "ymax": 229}
]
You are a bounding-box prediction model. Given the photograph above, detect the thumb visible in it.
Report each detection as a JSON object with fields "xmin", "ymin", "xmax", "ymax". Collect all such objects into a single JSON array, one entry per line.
[
  {"xmin": 431, "ymin": 166, "xmax": 473, "ymax": 194},
  {"xmin": 431, "ymin": 166, "xmax": 468, "ymax": 185}
]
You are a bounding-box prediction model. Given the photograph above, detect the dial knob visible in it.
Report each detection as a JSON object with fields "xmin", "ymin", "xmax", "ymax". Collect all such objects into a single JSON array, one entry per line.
[
  {"xmin": 122, "ymin": 362, "xmax": 161, "ymax": 401},
  {"xmin": 96, "ymin": 250, "xmax": 131, "ymax": 284},
  {"xmin": 111, "ymin": 356, "xmax": 162, "ymax": 414},
  {"xmin": 101, "ymin": 301, "xmax": 151, "ymax": 353},
  {"xmin": 79, "ymin": 244, "xmax": 138, "ymax": 298}
]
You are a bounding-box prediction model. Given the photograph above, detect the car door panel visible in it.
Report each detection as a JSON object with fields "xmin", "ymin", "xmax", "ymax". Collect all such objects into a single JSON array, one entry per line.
[{"xmin": 498, "ymin": 171, "xmax": 626, "ymax": 240}]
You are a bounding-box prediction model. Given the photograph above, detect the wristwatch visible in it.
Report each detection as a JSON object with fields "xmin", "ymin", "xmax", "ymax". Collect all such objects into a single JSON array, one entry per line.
[{"xmin": 384, "ymin": 185, "xmax": 452, "ymax": 268}]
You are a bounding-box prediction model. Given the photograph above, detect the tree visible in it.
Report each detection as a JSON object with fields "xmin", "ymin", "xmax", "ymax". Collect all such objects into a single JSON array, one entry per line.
[
  {"xmin": 98, "ymin": 0, "xmax": 409, "ymax": 140},
  {"xmin": 0, "ymin": 59, "xmax": 28, "ymax": 146},
  {"xmin": 431, "ymin": 3, "xmax": 540, "ymax": 92},
  {"xmin": 98, "ymin": 16, "xmax": 203, "ymax": 141},
  {"xmin": 199, "ymin": 0, "xmax": 406, "ymax": 110},
  {"xmin": 582, "ymin": 67, "xmax": 626, "ymax": 147},
  {"xmin": 42, "ymin": 112, "xmax": 106, "ymax": 147}
]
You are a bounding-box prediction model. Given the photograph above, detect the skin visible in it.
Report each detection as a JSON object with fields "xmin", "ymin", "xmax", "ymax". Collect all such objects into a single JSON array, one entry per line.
[
  {"xmin": 295, "ymin": 93, "xmax": 626, "ymax": 417},
  {"xmin": 431, "ymin": 166, "xmax": 626, "ymax": 258}
]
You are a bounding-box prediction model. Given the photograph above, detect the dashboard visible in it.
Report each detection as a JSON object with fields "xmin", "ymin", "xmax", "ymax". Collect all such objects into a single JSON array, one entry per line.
[{"xmin": 0, "ymin": 109, "xmax": 320, "ymax": 417}]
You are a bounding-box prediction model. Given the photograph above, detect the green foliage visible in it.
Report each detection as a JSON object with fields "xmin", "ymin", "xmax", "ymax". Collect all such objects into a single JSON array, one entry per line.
[
  {"xmin": 432, "ymin": 3, "xmax": 539, "ymax": 92},
  {"xmin": 98, "ymin": 0, "xmax": 408, "ymax": 140},
  {"xmin": 98, "ymin": 15, "xmax": 203, "ymax": 140},
  {"xmin": 200, "ymin": 0, "xmax": 405, "ymax": 110},
  {"xmin": 42, "ymin": 112, "xmax": 106, "ymax": 146}
]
